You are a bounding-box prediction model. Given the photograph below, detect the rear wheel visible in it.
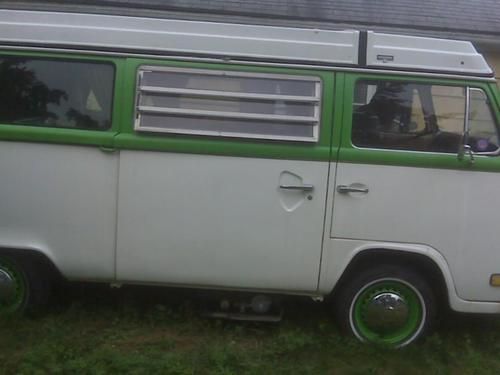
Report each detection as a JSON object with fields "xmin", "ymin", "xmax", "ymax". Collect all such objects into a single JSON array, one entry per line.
[
  {"xmin": 0, "ymin": 254, "xmax": 50, "ymax": 315},
  {"xmin": 334, "ymin": 265, "xmax": 436, "ymax": 347}
]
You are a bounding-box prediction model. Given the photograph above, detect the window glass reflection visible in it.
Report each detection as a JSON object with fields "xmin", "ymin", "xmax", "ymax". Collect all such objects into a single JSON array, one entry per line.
[{"xmin": 0, "ymin": 57, "xmax": 114, "ymax": 130}]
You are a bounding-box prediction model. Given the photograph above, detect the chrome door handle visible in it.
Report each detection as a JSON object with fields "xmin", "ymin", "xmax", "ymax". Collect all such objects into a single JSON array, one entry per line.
[
  {"xmin": 336, "ymin": 184, "xmax": 369, "ymax": 194},
  {"xmin": 99, "ymin": 146, "xmax": 117, "ymax": 153},
  {"xmin": 279, "ymin": 184, "xmax": 314, "ymax": 192}
]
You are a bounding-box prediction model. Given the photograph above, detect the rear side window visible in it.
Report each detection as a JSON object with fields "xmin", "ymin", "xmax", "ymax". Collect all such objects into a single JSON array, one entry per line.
[
  {"xmin": 135, "ymin": 66, "xmax": 322, "ymax": 142},
  {"xmin": 0, "ymin": 56, "xmax": 114, "ymax": 130}
]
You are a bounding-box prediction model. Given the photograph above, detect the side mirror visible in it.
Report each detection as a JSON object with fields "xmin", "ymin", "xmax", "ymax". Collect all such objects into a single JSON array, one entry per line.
[{"xmin": 457, "ymin": 143, "xmax": 475, "ymax": 163}]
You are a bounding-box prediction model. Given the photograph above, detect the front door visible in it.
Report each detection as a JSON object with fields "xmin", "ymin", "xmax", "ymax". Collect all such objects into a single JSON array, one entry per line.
[
  {"xmin": 115, "ymin": 61, "xmax": 336, "ymax": 292},
  {"xmin": 332, "ymin": 74, "xmax": 500, "ymax": 302}
]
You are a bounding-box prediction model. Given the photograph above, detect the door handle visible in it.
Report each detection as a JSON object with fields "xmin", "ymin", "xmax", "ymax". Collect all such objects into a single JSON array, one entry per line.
[
  {"xmin": 279, "ymin": 184, "xmax": 314, "ymax": 192},
  {"xmin": 99, "ymin": 146, "xmax": 117, "ymax": 153},
  {"xmin": 336, "ymin": 184, "xmax": 369, "ymax": 194}
]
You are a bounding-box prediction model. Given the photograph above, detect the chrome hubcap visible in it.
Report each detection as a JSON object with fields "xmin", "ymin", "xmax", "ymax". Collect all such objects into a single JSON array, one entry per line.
[
  {"xmin": 364, "ymin": 292, "xmax": 409, "ymax": 333},
  {"xmin": 0, "ymin": 268, "xmax": 15, "ymax": 303}
]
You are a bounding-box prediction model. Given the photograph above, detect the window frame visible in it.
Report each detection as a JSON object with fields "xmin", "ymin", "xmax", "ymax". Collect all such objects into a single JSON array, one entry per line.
[
  {"xmin": 349, "ymin": 78, "xmax": 470, "ymax": 155},
  {"xmin": 133, "ymin": 65, "xmax": 322, "ymax": 143},
  {"xmin": 0, "ymin": 54, "xmax": 116, "ymax": 132},
  {"xmin": 339, "ymin": 73, "xmax": 500, "ymax": 173},
  {"xmin": 0, "ymin": 49, "xmax": 122, "ymax": 148},
  {"xmin": 465, "ymin": 87, "xmax": 500, "ymax": 156}
]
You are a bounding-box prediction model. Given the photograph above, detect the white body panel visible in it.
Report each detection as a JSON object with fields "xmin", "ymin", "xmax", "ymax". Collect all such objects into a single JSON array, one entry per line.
[
  {"xmin": 0, "ymin": 10, "xmax": 359, "ymax": 66},
  {"xmin": 0, "ymin": 141, "xmax": 118, "ymax": 279},
  {"xmin": 2, "ymin": 141, "xmax": 500, "ymax": 313},
  {"xmin": 318, "ymin": 238, "xmax": 500, "ymax": 313},
  {"xmin": 330, "ymin": 162, "xmax": 500, "ymax": 302},
  {"xmin": 116, "ymin": 151, "xmax": 329, "ymax": 292},
  {"xmin": 366, "ymin": 32, "xmax": 493, "ymax": 76},
  {"xmin": 0, "ymin": 10, "xmax": 493, "ymax": 77}
]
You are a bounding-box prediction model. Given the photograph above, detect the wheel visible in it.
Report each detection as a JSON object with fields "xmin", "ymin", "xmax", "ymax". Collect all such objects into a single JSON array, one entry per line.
[
  {"xmin": 333, "ymin": 264, "xmax": 436, "ymax": 347},
  {"xmin": 0, "ymin": 254, "xmax": 50, "ymax": 315}
]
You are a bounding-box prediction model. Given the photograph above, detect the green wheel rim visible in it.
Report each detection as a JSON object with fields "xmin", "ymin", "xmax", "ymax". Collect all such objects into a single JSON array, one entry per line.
[
  {"xmin": 351, "ymin": 279, "xmax": 424, "ymax": 346},
  {"xmin": 0, "ymin": 257, "xmax": 27, "ymax": 314}
]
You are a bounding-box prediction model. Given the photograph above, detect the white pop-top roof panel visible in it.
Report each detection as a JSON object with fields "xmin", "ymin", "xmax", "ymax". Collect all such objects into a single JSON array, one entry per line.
[
  {"xmin": 366, "ymin": 31, "xmax": 493, "ymax": 76},
  {"xmin": 0, "ymin": 9, "xmax": 493, "ymax": 77},
  {"xmin": 0, "ymin": 9, "xmax": 359, "ymax": 65}
]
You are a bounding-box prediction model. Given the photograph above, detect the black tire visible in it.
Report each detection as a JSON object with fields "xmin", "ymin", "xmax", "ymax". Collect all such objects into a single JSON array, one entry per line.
[
  {"xmin": 0, "ymin": 254, "xmax": 51, "ymax": 315},
  {"xmin": 333, "ymin": 264, "xmax": 436, "ymax": 348}
]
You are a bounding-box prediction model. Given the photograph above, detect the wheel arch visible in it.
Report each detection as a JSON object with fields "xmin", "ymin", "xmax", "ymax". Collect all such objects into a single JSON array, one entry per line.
[
  {"xmin": 0, "ymin": 247, "xmax": 63, "ymax": 282},
  {"xmin": 328, "ymin": 246, "xmax": 451, "ymax": 311}
]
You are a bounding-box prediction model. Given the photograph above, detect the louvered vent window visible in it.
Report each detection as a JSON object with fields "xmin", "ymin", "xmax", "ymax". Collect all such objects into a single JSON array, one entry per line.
[{"xmin": 135, "ymin": 67, "xmax": 322, "ymax": 142}]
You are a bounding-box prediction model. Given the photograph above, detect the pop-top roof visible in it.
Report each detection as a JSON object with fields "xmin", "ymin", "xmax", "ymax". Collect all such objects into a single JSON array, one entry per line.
[{"xmin": 0, "ymin": 9, "xmax": 493, "ymax": 77}]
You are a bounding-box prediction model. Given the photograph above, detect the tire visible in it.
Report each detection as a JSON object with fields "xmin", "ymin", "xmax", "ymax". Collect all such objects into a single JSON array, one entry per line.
[
  {"xmin": 333, "ymin": 264, "xmax": 436, "ymax": 348},
  {"xmin": 0, "ymin": 254, "xmax": 50, "ymax": 315}
]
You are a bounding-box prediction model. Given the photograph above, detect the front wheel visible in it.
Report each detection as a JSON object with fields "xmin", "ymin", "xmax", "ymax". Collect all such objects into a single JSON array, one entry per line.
[
  {"xmin": 333, "ymin": 265, "xmax": 436, "ymax": 348},
  {"xmin": 0, "ymin": 254, "xmax": 50, "ymax": 315}
]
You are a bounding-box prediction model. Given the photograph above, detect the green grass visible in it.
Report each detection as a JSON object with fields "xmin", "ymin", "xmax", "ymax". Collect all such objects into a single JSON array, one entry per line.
[{"xmin": 2, "ymin": 284, "xmax": 500, "ymax": 374}]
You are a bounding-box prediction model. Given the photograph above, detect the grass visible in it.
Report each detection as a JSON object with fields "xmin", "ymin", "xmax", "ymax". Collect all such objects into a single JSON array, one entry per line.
[{"xmin": 2, "ymin": 284, "xmax": 500, "ymax": 374}]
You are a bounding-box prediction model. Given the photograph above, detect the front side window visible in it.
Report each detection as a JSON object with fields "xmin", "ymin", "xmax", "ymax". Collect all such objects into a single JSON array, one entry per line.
[
  {"xmin": 0, "ymin": 56, "xmax": 114, "ymax": 130},
  {"xmin": 352, "ymin": 80, "xmax": 468, "ymax": 153},
  {"xmin": 135, "ymin": 66, "xmax": 322, "ymax": 142},
  {"xmin": 352, "ymin": 80, "xmax": 500, "ymax": 154},
  {"xmin": 468, "ymin": 88, "xmax": 500, "ymax": 153}
]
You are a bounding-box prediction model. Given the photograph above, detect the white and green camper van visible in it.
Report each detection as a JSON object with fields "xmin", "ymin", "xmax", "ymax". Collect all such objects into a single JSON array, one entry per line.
[{"xmin": 0, "ymin": 8, "xmax": 499, "ymax": 347}]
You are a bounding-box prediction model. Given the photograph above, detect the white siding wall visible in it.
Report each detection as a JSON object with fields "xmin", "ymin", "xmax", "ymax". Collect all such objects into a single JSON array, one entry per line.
[{"xmin": 484, "ymin": 51, "xmax": 500, "ymax": 86}]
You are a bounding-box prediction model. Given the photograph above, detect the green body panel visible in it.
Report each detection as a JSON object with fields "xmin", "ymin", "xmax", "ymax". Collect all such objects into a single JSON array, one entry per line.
[
  {"xmin": 339, "ymin": 73, "xmax": 500, "ymax": 172},
  {"xmin": 0, "ymin": 50, "xmax": 125, "ymax": 148},
  {"xmin": 0, "ymin": 49, "xmax": 499, "ymax": 164},
  {"xmin": 0, "ymin": 125, "xmax": 115, "ymax": 148},
  {"xmin": 492, "ymin": 82, "xmax": 500, "ymax": 112},
  {"xmin": 331, "ymin": 73, "xmax": 345, "ymax": 161},
  {"xmin": 114, "ymin": 58, "xmax": 335, "ymax": 161}
]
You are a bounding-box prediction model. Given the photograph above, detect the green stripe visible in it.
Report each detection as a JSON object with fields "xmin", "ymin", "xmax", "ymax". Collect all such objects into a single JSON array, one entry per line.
[
  {"xmin": 0, "ymin": 49, "xmax": 498, "ymax": 165},
  {"xmin": 116, "ymin": 133, "xmax": 331, "ymax": 161},
  {"xmin": 340, "ymin": 148, "xmax": 500, "ymax": 172},
  {"xmin": 491, "ymin": 83, "xmax": 500, "ymax": 122},
  {"xmin": 114, "ymin": 58, "xmax": 335, "ymax": 161},
  {"xmin": 0, "ymin": 125, "xmax": 115, "ymax": 147}
]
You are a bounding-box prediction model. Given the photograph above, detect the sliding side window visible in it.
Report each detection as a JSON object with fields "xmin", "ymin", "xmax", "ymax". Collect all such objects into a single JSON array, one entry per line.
[
  {"xmin": 0, "ymin": 56, "xmax": 114, "ymax": 130},
  {"xmin": 135, "ymin": 67, "xmax": 322, "ymax": 142}
]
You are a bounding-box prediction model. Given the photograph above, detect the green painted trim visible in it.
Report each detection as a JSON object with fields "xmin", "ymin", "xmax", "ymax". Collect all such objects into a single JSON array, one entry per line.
[
  {"xmin": 0, "ymin": 257, "xmax": 27, "ymax": 314},
  {"xmin": 0, "ymin": 49, "xmax": 124, "ymax": 148},
  {"xmin": 331, "ymin": 73, "xmax": 346, "ymax": 152},
  {"xmin": 116, "ymin": 133, "xmax": 330, "ymax": 161},
  {"xmin": 115, "ymin": 58, "xmax": 335, "ymax": 161},
  {"xmin": 489, "ymin": 83, "xmax": 500, "ymax": 125},
  {"xmin": 492, "ymin": 82, "xmax": 500, "ymax": 103},
  {"xmin": 352, "ymin": 280, "xmax": 423, "ymax": 346},
  {"xmin": 339, "ymin": 73, "xmax": 500, "ymax": 172},
  {"xmin": 0, "ymin": 125, "xmax": 115, "ymax": 147}
]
